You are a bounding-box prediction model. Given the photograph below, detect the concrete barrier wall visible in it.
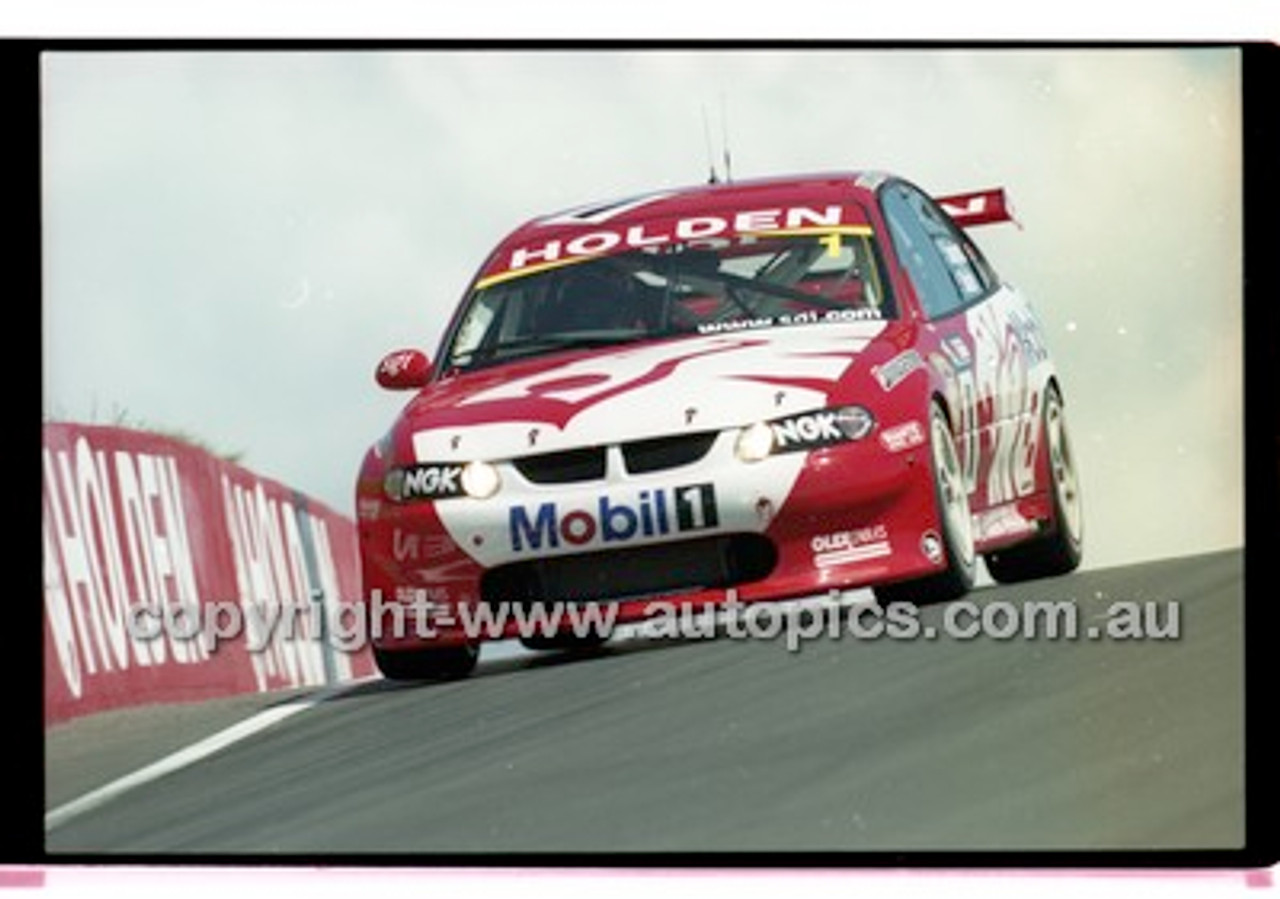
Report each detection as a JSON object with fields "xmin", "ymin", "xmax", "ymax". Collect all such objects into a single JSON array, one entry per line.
[{"xmin": 42, "ymin": 422, "xmax": 375, "ymax": 726}]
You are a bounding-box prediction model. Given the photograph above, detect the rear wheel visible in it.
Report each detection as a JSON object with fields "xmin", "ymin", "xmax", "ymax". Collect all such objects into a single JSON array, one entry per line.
[
  {"xmin": 373, "ymin": 643, "xmax": 479, "ymax": 681},
  {"xmin": 874, "ymin": 403, "xmax": 976, "ymax": 606},
  {"xmin": 984, "ymin": 385, "xmax": 1083, "ymax": 583}
]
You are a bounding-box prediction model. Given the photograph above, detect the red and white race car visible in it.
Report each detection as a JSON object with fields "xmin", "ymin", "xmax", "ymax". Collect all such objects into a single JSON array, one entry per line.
[{"xmin": 356, "ymin": 171, "xmax": 1083, "ymax": 679}]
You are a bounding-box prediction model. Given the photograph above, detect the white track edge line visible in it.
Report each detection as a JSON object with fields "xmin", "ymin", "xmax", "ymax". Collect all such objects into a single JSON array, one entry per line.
[{"xmin": 45, "ymin": 678, "xmax": 374, "ymax": 832}]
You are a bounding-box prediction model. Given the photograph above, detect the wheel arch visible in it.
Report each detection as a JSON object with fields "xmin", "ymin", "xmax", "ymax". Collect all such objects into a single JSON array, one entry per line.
[{"xmin": 929, "ymin": 389, "xmax": 958, "ymax": 434}]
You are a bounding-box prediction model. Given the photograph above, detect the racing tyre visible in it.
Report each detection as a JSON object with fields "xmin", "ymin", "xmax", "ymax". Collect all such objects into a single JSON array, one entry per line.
[
  {"xmin": 873, "ymin": 402, "xmax": 976, "ymax": 607},
  {"xmin": 373, "ymin": 643, "xmax": 479, "ymax": 681},
  {"xmin": 984, "ymin": 385, "xmax": 1083, "ymax": 583}
]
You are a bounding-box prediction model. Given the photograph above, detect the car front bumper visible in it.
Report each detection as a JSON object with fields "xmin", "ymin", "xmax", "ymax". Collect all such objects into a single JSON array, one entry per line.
[{"xmin": 357, "ymin": 422, "xmax": 950, "ymax": 649}]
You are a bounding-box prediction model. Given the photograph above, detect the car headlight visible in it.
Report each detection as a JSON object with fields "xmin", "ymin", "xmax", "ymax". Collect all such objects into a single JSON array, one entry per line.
[
  {"xmin": 383, "ymin": 467, "xmax": 406, "ymax": 501},
  {"xmin": 735, "ymin": 421, "xmax": 776, "ymax": 463},
  {"xmin": 460, "ymin": 460, "xmax": 502, "ymax": 499}
]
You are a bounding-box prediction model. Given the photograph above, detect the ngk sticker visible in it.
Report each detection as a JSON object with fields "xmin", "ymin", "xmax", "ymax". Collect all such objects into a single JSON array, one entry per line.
[{"xmin": 771, "ymin": 411, "xmax": 845, "ymax": 450}]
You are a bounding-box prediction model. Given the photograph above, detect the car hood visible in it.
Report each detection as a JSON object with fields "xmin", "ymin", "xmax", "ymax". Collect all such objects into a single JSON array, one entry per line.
[{"xmin": 404, "ymin": 320, "xmax": 891, "ymax": 462}]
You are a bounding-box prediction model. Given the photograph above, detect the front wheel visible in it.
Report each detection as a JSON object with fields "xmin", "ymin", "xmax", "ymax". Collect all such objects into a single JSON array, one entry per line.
[
  {"xmin": 874, "ymin": 403, "xmax": 976, "ymax": 607},
  {"xmin": 373, "ymin": 643, "xmax": 480, "ymax": 681},
  {"xmin": 984, "ymin": 385, "xmax": 1083, "ymax": 583}
]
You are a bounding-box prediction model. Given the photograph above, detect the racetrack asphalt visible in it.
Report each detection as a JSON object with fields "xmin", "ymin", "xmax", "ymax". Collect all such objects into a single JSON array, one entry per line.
[{"xmin": 45, "ymin": 549, "xmax": 1245, "ymax": 855}]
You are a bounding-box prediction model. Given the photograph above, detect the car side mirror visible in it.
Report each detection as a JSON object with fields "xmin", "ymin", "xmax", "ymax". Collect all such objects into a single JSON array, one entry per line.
[{"xmin": 375, "ymin": 349, "xmax": 432, "ymax": 390}]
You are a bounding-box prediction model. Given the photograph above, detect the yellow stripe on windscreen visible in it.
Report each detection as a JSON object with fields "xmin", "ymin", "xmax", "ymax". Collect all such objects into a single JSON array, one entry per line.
[{"xmin": 473, "ymin": 225, "xmax": 875, "ymax": 291}]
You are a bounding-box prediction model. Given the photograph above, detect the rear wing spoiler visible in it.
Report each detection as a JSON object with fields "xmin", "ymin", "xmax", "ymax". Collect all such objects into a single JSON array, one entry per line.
[{"xmin": 935, "ymin": 188, "xmax": 1021, "ymax": 229}]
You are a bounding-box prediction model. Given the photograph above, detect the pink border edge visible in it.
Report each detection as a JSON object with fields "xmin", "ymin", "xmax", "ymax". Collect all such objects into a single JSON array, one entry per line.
[{"xmin": 5, "ymin": 866, "xmax": 1274, "ymax": 888}]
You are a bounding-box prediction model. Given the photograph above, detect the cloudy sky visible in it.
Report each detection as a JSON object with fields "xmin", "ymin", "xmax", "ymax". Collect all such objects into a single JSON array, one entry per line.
[{"xmin": 41, "ymin": 48, "xmax": 1243, "ymax": 570}]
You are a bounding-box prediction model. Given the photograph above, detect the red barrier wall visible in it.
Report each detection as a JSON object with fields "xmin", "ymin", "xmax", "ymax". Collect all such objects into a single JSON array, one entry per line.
[{"xmin": 42, "ymin": 422, "xmax": 376, "ymax": 726}]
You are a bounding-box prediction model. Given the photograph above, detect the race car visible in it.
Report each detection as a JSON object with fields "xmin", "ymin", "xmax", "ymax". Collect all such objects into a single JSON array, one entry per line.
[{"xmin": 355, "ymin": 171, "xmax": 1083, "ymax": 679}]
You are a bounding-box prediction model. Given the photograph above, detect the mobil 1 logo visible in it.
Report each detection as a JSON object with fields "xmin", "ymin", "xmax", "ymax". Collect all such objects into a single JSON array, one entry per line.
[{"xmin": 508, "ymin": 481, "xmax": 720, "ymax": 553}]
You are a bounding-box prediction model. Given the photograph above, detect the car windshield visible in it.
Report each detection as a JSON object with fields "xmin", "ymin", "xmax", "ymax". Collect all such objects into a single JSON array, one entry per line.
[{"xmin": 445, "ymin": 231, "xmax": 895, "ymax": 372}]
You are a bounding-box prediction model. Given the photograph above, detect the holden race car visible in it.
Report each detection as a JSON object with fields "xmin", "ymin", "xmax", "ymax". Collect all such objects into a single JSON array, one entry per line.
[{"xmin": 356, "ymin": 171, "xmax": 1083, "ymax": 679}]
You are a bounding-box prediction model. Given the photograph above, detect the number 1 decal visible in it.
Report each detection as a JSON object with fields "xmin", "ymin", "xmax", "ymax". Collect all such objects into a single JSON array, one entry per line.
[{"xmin": 675, "ymin": 484, "xmax": 720, "ymax": 531}]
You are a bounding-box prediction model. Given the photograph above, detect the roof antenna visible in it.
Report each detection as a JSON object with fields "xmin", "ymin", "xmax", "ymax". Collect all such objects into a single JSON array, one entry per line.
[
  {"xmin": 720, "ymin": 92, "xmax": 733, "ymax": 183},
  {"xmin": 702, "ymin": 103, "xmax": 719, "ymax": 184}
]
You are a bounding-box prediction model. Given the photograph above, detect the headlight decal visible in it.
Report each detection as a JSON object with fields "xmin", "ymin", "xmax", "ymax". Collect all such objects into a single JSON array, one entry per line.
[
  {"xmin": 770, "ymin": 406, "xmax": 876, "ymax": 453},
  {"xmin": 385, "ymin": 463, "xmax": 468, "ymax": 502},
  {"xmin": 738, "ymin": 406, "xmax": 876, "ymax": 462},
  {"xmin": 771, "ymin": 411, "xmax": 849, "ymax": 451}
]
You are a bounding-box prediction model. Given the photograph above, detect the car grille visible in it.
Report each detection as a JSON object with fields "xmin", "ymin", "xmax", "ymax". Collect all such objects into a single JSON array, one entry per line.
[
  {"xmin": 620, "ymin": 431, "xmax": 718, "ymax": 474},
  {"xmin": 511, "ymin": 431, "xmax": 719, "ymax": 484},
  {"xmin": 512, "ymin": 447, "xmax": 606, "ymax": 484},
  {"xmin": 480, "ymin": 534, "xmax": 777, "ymax": 605}
]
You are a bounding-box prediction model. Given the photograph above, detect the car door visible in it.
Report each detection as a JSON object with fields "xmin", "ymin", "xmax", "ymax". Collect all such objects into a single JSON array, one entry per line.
[{"xmin": 881, "ymin": 180, "xmax": 1033, "ymax": 517}]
